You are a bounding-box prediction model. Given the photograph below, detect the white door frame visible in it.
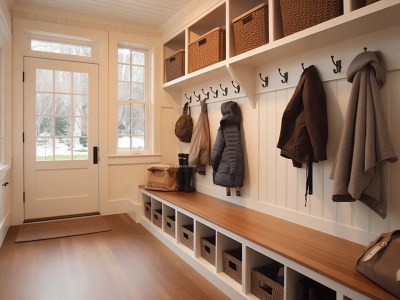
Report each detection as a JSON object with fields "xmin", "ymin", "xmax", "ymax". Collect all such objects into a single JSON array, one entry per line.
[{"xmin": 12, "ymin": 19, "xmax": 109, "ymax": 225}]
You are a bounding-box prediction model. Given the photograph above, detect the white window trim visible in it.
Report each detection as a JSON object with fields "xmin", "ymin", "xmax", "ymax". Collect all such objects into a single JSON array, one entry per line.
[
  {"xmin": 110, "ymin": 42, "xmax": 154, "ymax": 156},
  {"xmin": 117, "ymin": 45, "xmax": 151, "ymax": 154}
]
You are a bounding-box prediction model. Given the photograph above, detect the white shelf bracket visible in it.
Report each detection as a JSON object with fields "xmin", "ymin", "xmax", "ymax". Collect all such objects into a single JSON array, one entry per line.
[{"xmin": 226, "ymin": 64, "xmax": 257, "ymax": 109}]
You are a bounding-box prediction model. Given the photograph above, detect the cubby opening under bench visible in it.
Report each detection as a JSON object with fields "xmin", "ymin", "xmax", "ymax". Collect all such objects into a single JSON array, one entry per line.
[{"xmin": 138, "ymin": 187, "xmax": 395, "ymax": 300}]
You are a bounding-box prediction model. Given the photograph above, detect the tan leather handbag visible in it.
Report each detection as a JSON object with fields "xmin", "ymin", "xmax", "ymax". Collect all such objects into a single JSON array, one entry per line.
[
  {"xmin": 356, "ymin": 230, "xmax": 400, "ymax": 298},
  {"xmin": 145, "ymin": 165, "xmax": 178, "ymax": 191}
]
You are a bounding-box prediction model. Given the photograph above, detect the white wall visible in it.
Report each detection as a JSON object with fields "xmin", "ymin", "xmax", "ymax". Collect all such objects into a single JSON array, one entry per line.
[
  {"xmin": 11, "ymin": 5, "xmax": 178, "ymax": 225},
  {"xmin": 169, "ymin": 4, "xmax": 400, "ymax": 245},
  {"xmin": 0, "ymin": 0, "xmax": 13, "ymax": 246}
]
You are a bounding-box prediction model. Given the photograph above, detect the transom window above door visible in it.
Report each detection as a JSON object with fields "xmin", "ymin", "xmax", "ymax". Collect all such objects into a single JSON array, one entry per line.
[{"xmin": 35, "ymin": 68, "xmax": 89, "ymax": 161}]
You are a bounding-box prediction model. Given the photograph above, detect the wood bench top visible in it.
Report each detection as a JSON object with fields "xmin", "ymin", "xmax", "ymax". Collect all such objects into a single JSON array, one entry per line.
[{"xmin": 140, "ymin": 187, "xmax": 396, "ymax": 300}]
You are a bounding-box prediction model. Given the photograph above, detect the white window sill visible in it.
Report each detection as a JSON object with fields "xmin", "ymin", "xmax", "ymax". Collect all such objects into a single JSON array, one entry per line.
[{"xmin": 108, "ymin": 153, "xmax": 162, "ymax": 165}]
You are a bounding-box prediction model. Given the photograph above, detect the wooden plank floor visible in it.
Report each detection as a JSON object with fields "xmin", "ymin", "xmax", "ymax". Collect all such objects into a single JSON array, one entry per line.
[{"xmin": 0, "ymin": 214, "xmax": 228, "ymax": 300}]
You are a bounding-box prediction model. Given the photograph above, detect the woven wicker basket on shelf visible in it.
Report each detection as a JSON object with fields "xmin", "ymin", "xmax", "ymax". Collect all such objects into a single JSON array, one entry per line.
[
  {"xmin": 152, "ymin": 209, "xmax": 162, "ymax": 228},
  {"xmin": 164, "ymin": 215, "xmax": 175, "ymax": 238},
  {"xmin": 223, "ymin": 248, "xmax": 242, "ymax": 284},
  {"xmin": 144, "ymin": 202, "xmax": 151, "ymax": 220},
  {"xmin": 180, "ymin": 224, "xmax": 194, "ymax": 250},
  {"xmin": 200, "ymin": 236, "xmax": 216, "ymax": 266},
  {"xmin": 232, "ymin": 3, "xmax": 269, "ymax": 55},
  {"xmin": 165, "ymin": 50, "xmax": 185, "ymax": 82},
  {"xmin": 251, "ymin": 262, "xmax": 284, "ymax": 300},
  {"xmin": 188, "ymin": 27, "xmax": 225, "ymax": 73},
  {"xmin": 280, "ymin": 0, "xmax": 343, "ymax": 37}
]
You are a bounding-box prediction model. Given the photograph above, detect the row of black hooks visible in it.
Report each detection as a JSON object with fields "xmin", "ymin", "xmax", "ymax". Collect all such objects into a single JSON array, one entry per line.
[
  {"xmin": 187, "ymin": 48, "xmax": 367, "ymax": 99},
  {"xmin": 259, "ymin": 55, "xmax": 342, "ymax": 87},
  {"xmin": 185, "ymin": 81, "xmax": 241, "ymax": 103}
]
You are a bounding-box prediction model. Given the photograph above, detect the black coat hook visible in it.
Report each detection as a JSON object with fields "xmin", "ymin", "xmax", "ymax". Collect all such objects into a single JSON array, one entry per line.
[
  {"xmin": 202, "ymin": 89, "xmax": 210, "ymax": 101},
  {"xmin": 210, "ymin": 87, "xmax": 218, "ymax": 98},
  {"xmin": 184, "ymin": 93, "xmax": 192, "ymax": 103},
  {"xmin": 231, "ymin": 81, "xmax": 240, "ymax": 93},
  {"xmin": 259, "ymin": 73, "xmax": 268, "ymax": 88},
  {"xmin": 364, "ymin": 47, "xmax": 368, "ymax": 52},
  {"xmin": 301, "ymin": 63, "xmax": 306, "ymax": 71},
  {"xmin": 193, "ymin": 91, "xmax": 201, "ymax": 102},
  {"xmin": 331, "ymin": 55, "xmax": 342, "ymax": 74},
  {"xmin": 219, "ymin": 84, "xmax": 228, "ymax": 96},
  {"xmin": 278, "ymin": 68, "xmax": 288, "ymax": 84}
]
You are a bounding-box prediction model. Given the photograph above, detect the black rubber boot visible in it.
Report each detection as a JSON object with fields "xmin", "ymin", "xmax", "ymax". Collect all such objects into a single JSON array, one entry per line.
[{"xmin": 184, "ymin": 166, "xmax": 196, "ymax": 193}]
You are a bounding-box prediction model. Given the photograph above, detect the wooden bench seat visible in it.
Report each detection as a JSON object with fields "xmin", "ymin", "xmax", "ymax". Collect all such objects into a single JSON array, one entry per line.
[{"xmin": 141, "ymin": 187, "xmax": 396, "ymax": 300}]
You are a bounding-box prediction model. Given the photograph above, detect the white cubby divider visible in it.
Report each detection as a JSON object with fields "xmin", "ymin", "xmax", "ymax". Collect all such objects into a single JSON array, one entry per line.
[{"xmin": 139, "ymin": 189, "xmax": 381, "ymax": 300}]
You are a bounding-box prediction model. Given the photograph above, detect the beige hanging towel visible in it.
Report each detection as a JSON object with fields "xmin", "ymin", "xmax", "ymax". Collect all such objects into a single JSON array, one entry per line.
[{"xmin": 330, "ymin": 51, "xmax": 398, "ymax": 218}]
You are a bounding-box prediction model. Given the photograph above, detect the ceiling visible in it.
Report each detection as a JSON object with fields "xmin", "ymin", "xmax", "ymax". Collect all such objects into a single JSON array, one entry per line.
[{"xmin": 14, "ymin": 0, "xmax": 192, "ymax": 28}]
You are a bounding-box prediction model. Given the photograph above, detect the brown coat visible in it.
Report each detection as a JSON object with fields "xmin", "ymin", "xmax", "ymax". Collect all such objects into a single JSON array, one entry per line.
[
  {"xmin": 189, "ymin": 100, "xmax": 211, "ymax": 175},
  {"xmin": 277, "ymin": 65, "xmax": 328, "ymax": 168}
]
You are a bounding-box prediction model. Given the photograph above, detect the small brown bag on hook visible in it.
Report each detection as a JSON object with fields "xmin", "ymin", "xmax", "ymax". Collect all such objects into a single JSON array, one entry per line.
[
  {"xmin": 356, "ymin": 230, "xmax": 400, "ymax": 298},
  {"xmin": 175, "ymin": 102, "xmax": 193, "ymax": 143}
]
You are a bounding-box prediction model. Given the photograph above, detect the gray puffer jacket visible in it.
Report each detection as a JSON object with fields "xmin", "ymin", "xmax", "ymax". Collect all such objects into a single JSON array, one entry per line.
[{"xmin": 211, "ymin": 101, "xmax": 244, "ymax": 188}]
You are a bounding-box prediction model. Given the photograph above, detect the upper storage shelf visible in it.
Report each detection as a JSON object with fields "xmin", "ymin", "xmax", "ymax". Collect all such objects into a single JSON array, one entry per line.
[{"xmin": 162, "ymin": 0, "xmax": 400, "ymax": 108}]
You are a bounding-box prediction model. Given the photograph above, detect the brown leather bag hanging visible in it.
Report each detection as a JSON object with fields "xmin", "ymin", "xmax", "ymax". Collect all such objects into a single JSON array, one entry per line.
[
  {"xmin": 175, "ymin": 102, "xmax": 193, "ymax": 143},
  {"xmin": 356, "ymin": 230, "xmax": 400, "ymax": 298}
]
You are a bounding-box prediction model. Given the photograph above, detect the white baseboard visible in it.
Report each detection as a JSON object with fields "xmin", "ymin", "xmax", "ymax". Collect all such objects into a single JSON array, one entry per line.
[{"xmin": 0, "ymin": 210, "xmax": 11, "ymax": 247}]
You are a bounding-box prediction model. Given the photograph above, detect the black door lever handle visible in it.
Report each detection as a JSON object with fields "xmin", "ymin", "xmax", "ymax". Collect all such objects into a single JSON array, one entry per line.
[{"xmin": 93, "ymin": 146, "xmax": 99, "ymax": 164}]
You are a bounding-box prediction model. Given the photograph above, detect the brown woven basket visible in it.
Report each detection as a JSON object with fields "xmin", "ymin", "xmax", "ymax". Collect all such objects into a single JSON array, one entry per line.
[
  {"xmin": 232, "ymin": 3, "xmax": 269, "ymax": 55},
  {"xmin": 164, "ymin": 215, "xmax": 176, "ymax": 238},
  {"xmin": 144, "ymin": 202, "xmax": 151, "ymax": 220},
  {"xmin": 180, "ymin": 224, "xmax": 194, "ymax": 250},
  {"xmin": 165, "ymin": 50, "xmax": 185, "ymax": 82},
  {"xmin": 200, "ymin": 236, "xmax": 216, "ymax": 266},
  {"xmin": 152, "ymin": 209, "xmax": 162, "ymax": 228},
  {"xmin": 280, "ymin": 0, "xmax": 343, "ymax": 37},
  {"xmin": 188, "ymin": 27, "xmax": 225, "ymax": 73},
  {"xmin": 223, "ymin": 248, "xmax": 242, "ymax": 284},
  {"xmin": 251, "ymin": 263, "xmax": 284, "ymax": 300},
  {"xmin": 366, "ymin": 0, "xmax": 380, "ymax": 4}
]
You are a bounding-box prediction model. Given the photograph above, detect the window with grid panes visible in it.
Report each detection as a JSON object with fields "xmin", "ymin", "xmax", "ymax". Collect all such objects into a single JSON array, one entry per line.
[{"xmin": 117, "ymin": 47, "xmax": 148, "ymax": 152}]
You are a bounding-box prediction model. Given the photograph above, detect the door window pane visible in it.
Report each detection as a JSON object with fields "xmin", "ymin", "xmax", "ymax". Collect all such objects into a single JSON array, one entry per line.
[
  {"xmin": 55, "ymin": 117, "xmax": 71, "ymax": 137},
  {"xmin": 36, "ymin": 138, "xmax": 53, "ymax": 161},
  {"xmin": 73, "ymin": 117, "xmax": 88, "ymax": 136},
  {"xmin": 73, "ymin": 137, "xmax": 88, "ymax": 160},
  {"xmin": 55, "ymin": 94, "xmax": 71, "ymax": 116},
  {"xmin": 35, "ymin": 68, "xmax": 91, "ymax": 161},
  {"xmin": 73, "ymin": 72, "xmax": 88, "ymax": 94},
  {"xmin": 36, "ymin": 69, "xmax": 53, "ymax": 92},
  {"xmin": 73, "ymin": 95, "xmax": 88, "ymax": 116},
  {"xmin": 36, "ymin": 93, "xmax": 53, "ymax": 115},
  {"xmin": 36, "ymin": 116, "xmax": 53, "ymax": 137},
  {"xmin": 55, "ymin": 137, "xmax": 71, "ymax": 160},
  {"xmin": 55, "ymin": 71, "xmax": 72, "ymax": 93}
]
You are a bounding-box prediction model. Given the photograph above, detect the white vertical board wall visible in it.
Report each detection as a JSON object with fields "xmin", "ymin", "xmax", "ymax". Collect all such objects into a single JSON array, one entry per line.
[{"xmin": 182, "ymin": 25, "xmax": 400, "ymax": 245}]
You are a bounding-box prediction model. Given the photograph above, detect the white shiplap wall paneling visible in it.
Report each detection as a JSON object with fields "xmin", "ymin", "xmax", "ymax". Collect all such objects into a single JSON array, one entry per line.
[
  {"xmin": 181, "ymin": 23, "xmax": 400, "ymax": 245},
  {"xmin": 389, "ymin": 70, "xmax": 400, "ymax": 230}
]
